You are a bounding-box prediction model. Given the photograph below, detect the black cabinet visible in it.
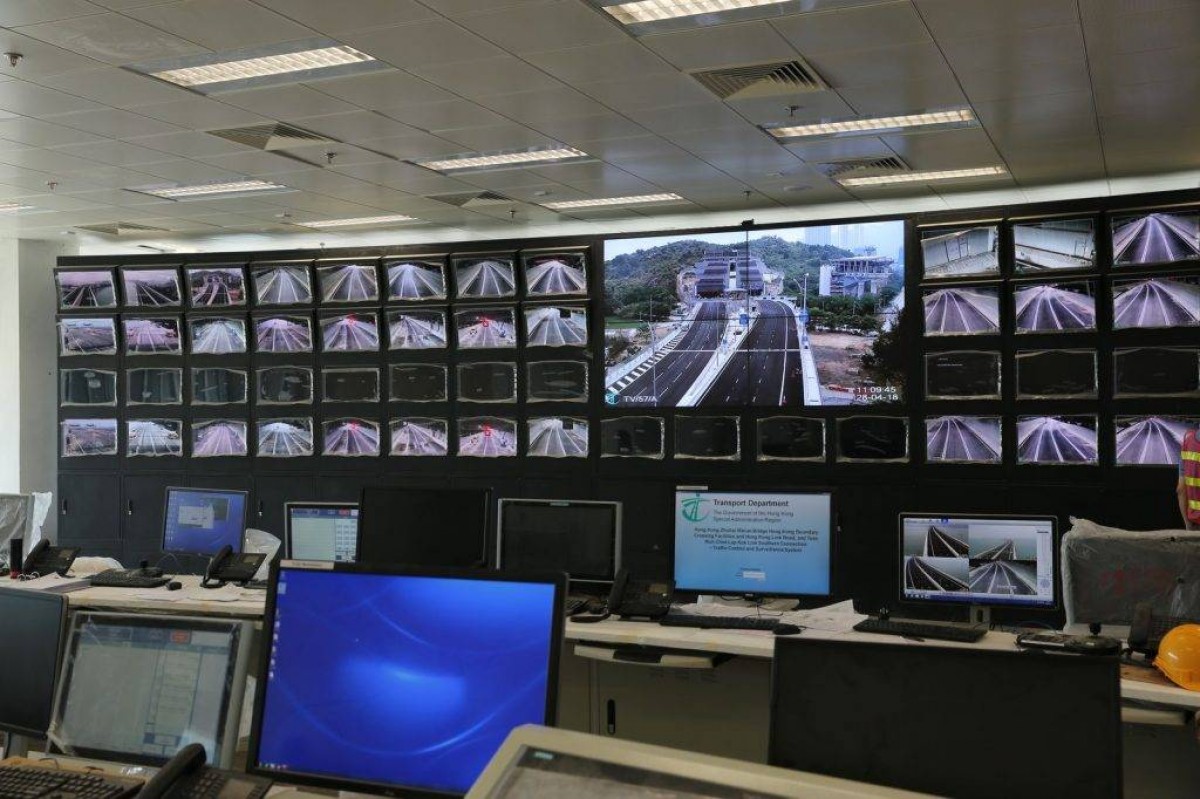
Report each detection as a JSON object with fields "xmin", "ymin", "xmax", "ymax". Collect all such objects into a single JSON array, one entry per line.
[
  {"xmin": 251, "ymin": 474, "xmax": 318, "ymax": 541},
  {"xmin": 58, "ymin": 473, "xmax": 121, "ymax": 546},
  {"xmin": 121, "ymin": 473, "xmax": 184, "ymax": 563}
]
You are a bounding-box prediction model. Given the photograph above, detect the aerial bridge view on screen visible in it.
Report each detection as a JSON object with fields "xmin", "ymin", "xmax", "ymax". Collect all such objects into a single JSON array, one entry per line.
[
  {"xmin": 603, "ymin": 222, "xmax": 905, "ymax": 408},
  {"xmin": 1112, "ymin": 211, "xmax": 1200, "ymax": 265},
  {"xmin": 904, "ymin": 521, "xmax": 1040, "ymax": 597}
]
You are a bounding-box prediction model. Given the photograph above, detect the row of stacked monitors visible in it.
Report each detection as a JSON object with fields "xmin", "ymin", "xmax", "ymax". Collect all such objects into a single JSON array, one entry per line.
[
  {"xmin": 54, "ymin": 251, "xmax": 589, "ymax": 311},
  {"xmin": 60, "ymin": 362, "xmax": 589, "ymax": 407},
  {"xmin": 924, "ymin": 347, "xmax": 1200, "ymax": 400},
  {"xmin": 919, "ymin": 207, "xmax": 1200, "ymax": 280},
  {"xmin": 921, "ymin": 274, "xmax": 1200, "ymax": 336},
  {"xmin": 56, "ymin": 306, "xmax": 588, "ymax": 356}
]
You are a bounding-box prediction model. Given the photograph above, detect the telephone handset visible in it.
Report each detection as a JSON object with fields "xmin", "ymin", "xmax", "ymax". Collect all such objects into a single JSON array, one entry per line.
[
  {"xmin": 200, "ymin": 545, "xmax": 266, "ymax": 589},
  {"xmin": 21, "ymin": 539, "xmax": 81, "ymax": 577},
  {"xmin": 138, "ymin": 742, "xmax": 272, "ymax": 799},
  {"xmin": 608, "ymin": 568, "xmax": 675, "ymax": 620}
]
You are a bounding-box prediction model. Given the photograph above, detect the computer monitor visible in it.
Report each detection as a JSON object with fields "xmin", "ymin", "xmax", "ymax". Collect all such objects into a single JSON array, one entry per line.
[
  {"xmin": 49, "ymin": 612, "xmax": 252, "ymax": 767},
  {"xmin": 0, "ymin": 587, "xmax": 67, "ymax": 738},
  {"xmin": 899, "ymin": 513, "xmax": 1058, "ymax": 611},
  {"xmin": 248, "ymin": 562, "xmax": 564, "ymax": 796},
  {"xmin": 285, "ymin": 502, "xmax": 359, "ymax": 562},
  {"xmin": 357, "ymin": 486, "xmax": 491, "ymax": 568},
  {"xmin": 673, "ymin": 488, "xmax": 833, "ymax": 598},
  {"xmin": 769, "ymin": 638, "xmax": 1121, "ymax": 799},
  {"xmin": 162, "ymin": 487, "xmax": 249, "ymax": 556},
  {"xmin": 497, "ymin": 499, "xmax": 621, "ymax": 587}
]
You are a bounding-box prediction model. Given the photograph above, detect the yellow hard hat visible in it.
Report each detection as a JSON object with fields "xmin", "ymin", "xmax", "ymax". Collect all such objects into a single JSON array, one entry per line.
[{"xmin": 1154, "ymin": 624, "xmax": 1200, "ymax": 691}]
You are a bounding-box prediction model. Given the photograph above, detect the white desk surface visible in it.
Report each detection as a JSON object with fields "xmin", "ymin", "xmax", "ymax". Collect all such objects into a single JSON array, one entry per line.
[{"xmin": 64, "ymin": 575, "xmax": 266, "ymax": 618}]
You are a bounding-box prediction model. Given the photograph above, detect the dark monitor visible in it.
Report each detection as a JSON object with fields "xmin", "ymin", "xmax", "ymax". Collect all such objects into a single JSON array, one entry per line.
[
  {"xmin": 162, "ymin": 487, "xmax": 248, "ymax": 556},
  {"xmin": 248, "ymin": 562, "xmax": 564, "ymax": 796},
  {"xmin": 358, "ymin": 487, "xmax": 491, "ymax": 568},
  {"xmin": 49, "ymin": 612, "xmax": 252, "ymax": 767},
  {"xmin": 769, "ymin": 638, "xmax": 1121, "ymax": 799},
  {"xmin": 673, "ymin": 488, "xmax": 833, "ymax": 598},
  {"xmin": 497, "ymin": 499, "xmax": 621, "ymax": 586},
  {"xmin": 899, "ymin": 513, "xmax": 1058, "ymax": 610},
  {"xmin": 285, "ymin": 502, "xmax": 359, "ymax": 562},
  {"xmin": 0, "ymin": 587, "xmax": 67, "ymax": 737}
]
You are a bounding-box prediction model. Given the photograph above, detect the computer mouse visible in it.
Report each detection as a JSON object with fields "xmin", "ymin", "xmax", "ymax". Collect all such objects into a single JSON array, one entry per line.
[
  {"xmin": 167, "ymin": 581, "xmax": 182, "ymax": 591},
  {"xmin": 773, "ymin": 623, "xmax": 803, "ymax": 636}
]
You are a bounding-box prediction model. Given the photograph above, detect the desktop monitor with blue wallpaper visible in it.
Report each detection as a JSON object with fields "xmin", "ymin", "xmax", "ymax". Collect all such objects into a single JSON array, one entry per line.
[
  {"xmin": 249, "ymin": 563, "xmax": 564, "ymax": 797},
  {"xmin": 673, "ymin": 489, "xmax": 833, "ymax": 598},
  {"xmin": 161, "ymin": 487, "xmax": 248, "ymax": 556}
]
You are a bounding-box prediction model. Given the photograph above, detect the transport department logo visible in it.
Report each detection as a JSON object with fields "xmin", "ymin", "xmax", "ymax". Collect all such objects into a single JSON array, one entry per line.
[{"xmin": 681, "ymin": 496, "xmax": 708, "ymax": 522}]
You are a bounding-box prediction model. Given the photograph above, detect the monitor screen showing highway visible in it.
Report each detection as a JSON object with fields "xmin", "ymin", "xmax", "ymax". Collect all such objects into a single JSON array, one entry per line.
[
  {"xmin": 901, "ymin": 516, "xmax": 1055, "ymax": 608},
  {"xmin": 603, "ymin": 221, "xmax": 904, "ymax": 407}
]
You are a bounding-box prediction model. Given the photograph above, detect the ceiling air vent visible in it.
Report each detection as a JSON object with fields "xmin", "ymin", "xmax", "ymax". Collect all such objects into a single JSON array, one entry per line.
[
  {"xmin": 817, "ymin": 155, "xmax": 910, "ymax": 178},
  {"xmin": 208, "ymin": 122, "xmax": 335, "ymax": 151},
  {"xmin": 430, "ymin": 191, "xmax": 513, "ymax": 209},
  {"xmin": 691, "ymin": 59, "xmax": 828, "ymax": 101},
  {"xmin": 76, "ymin": 221, "xmax": 170, "ymax": 236}
]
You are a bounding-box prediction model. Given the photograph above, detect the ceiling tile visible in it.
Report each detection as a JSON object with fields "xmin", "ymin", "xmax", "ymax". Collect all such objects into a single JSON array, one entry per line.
[
  {"xmin": 15, "ymin": 13, "xmax": 208, "ymax": 64},
  {"xmin": 641, "ymin": 20, "xmax": 797, "ymax": 71},
  {"xmin": 126, "ymin": 130, "xmax": 252, "ymax": 157},
  {"xmin": 124, "ymin": 95, "xmax": 271, "ymax": 128},
  {"xmin": 624, "ymin": 102, "xmax": 750, "ymax": 137},
  {"xmin": 1082, "ymin": 3, "xmax": 1200, "ymax": 55},
  {"xmin": 837, "ymin": 74, "xmax": 968, "ymax": 116},
  {"xmin": 440, "ymin": 122, "xmax": 561, "ymax": 151},
  {"xmin": 218, "ymin": 85, "xmax": 361, "ymax": 119},
  {"xmin": 914, "ymin": 0, "xmax": 1078, "ymax": 39},
  {"xmin": 525, "ymin": 113, "xmax": 649, "ymax": 146},
  {"xmin": 784, "ymin": 135, "xmax": 895, "ymax": 163},
  {"xmin": 880, "ymin": 128, "xmax": 1003, "ymax": 170},
  {"xmin": 455, "ymin": 167, "xmax": 561, "ymax": 191},
  {"xmin": 349, "ymin": 131, "xmax": 465, "ymax": 160},
  {"xmin": 453, "ymin": 1, "xmax": 626, "ymax": 55},
  {"xmin": 957, "ymin": 58, "xmax": 1092, "ymax": 102},
  {"xmin": 728, "ymin": 92, "xmax": 859, "ymax": 129},
  {"xmin": 379, "ymin": 100, "xmax": 510, "ymax": 133},
  {"xmin": 576, "ymin": 73, "xmax": 714, "ymax": 111},
  {"xmin": 1094, "ymin": 78, "xmax": 1200, "ymax": 123},
  {"xmin": 523, "ymin": 40, "xmax": 677, "ymax": 84},
  {"xmin": 475, "ymin": 87, "xmax": 610, "ymax": 124},
  {"xmin": 36, "ymin": 66, "xmax": 191, "ymax": 107},
  {"xmin": 308, "ymin": 72, "xmax": 456, "ymax": 110},
  {"xmin": 338, "ymin": 20, "xmax": 508, "ymax": 70},
  {"xmin": 126, "ymin": 0, "xmax": 317, "ymax": 50},
  {"xmin": 197, "ymin": 149, "xmax": 322, "ymax": 176},
  {"xmin": 328, "ymin": 160, "xmax": 476, "ymax": 192},
  {"xmin": 770, "ymin": 2, "xmax": 931, "ymax": 55},
  {"xmin": 408, "ymin": 57, "xmax": 564, "ymax": 99},
  {"xmin": 1088, "ymin": 44, "xmax": 1200, "ymax": 88},
  {"xmin": 0, "ymin": 0, "xmax": 106, "ymax": 28},
  {"xmin": 45, "ymin": 107, "xmax": 184, "ymax": 137},
  {"xmin": 939, "ymin": 24, "xmax": 1085, "ymax": 74},
  {"xmin": 290, "ymin": 110, "xmax": 423, "ymax": 142},
  {"xmin": 0, "ymin": 30, "xmax": 105, "ymax": 76},
  {"xmin": 126, "ymin": 159, "xmax": 242, "ymax": 183},
  {"xmin": 0, "ymin": 81, "xmax": 106, "ymax": 116},
  {"xmin": 0, "ymin": 116, "xmax": 107, "ymax": 146},
  {"xmin": 807, "ymin": 41, "xmax": 951, "ymax": 88},
  {"xmin": 976, "ymin": 92, "xmax": 1098, "ymax": 146},
  {"xmin": 249, "ymin": 0, "xmax": 437, "ymax": 34},
  {"xmin": 50, "ymin": 139, "xmax": 177, "ymax": 165}
]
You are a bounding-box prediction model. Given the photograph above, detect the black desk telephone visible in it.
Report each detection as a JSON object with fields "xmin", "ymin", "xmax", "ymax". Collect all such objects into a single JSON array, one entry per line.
[
  {"xmin": 572, "ymin": 568, "xmax": 675, "ymax": 623},
  {"xmin": 200, "ymin": 546, "xmax": 266, "ymax": 589},
  {"xmin": 21, "ymin": 540, "xmax": 81, "ymax": 577},
  {"xmin": 138, "ymin": 742, "xmax": 271, "ymax": 799}
]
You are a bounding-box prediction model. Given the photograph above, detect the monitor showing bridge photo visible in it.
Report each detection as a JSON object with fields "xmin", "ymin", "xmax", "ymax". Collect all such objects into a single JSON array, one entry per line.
[{"xmin": 602, "ymin": 221, "xmax": 905, "ymax": 408}]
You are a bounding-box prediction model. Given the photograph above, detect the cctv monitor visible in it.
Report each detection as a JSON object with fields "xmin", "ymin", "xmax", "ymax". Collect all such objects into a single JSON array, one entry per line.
[
  {"xmin": 0, "ymin": 587, "xmax": 67, "ymax": 738},
  {"xmin": 162, "ymin": 487, "xmax": 248, "ymax": 556},
  {"xmin": 286, "ymin": 503, "xmax": 359, "ymax": 562},
  {"xmin": 769, "ymin": 638, "xmax": 1121, "ymax": 799},
  {"xmin": 50, "ymin": 612, "xmax": 252, "ymax": 767},
  {"xmin": 673, "ymin": 488, "xmax": 833, "ymax": 599},
  {"xmin": 358, "ymin": 486, "xmax": 491, "ymax": 569},
  {"xmin": 497, "ymin": 499, "xmax": 621, "ymax": 586},
  {"xmin": 248, "ymin": 562, "xmax": 564, "ymax": 796},
  {"xmin": 899, "ymin": 513, "xmax": 1057, "ymax": 610}
]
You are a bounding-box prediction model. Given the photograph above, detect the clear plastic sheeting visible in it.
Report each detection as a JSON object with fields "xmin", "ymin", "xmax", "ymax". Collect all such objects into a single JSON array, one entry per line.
[
  {"xmin": 1063, "ymin": 517, "xmax": 1200, "ymax": 626},
  {"xmin": 245, "ymin": 528, "xmax": 280, "ymax": 581},
  {"xmin": 0, "ymin": 493, "xmax": 51, "ymax": 571}
]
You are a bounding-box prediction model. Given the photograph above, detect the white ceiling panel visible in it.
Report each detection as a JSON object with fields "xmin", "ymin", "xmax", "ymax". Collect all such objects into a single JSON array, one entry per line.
[
  {"xmin": 770, "ymin": 2, "xmax": 931, "ymax": 56},
  {"xmin": 131, "ymin": 159, "xmax": 243, "ymax": 183},
  {"xmin": 127, "ymin": 130, "xmax": 254, "ymax": 158},
  {"xmin": 380, "ymin": 100, "xmax": 510, "ymax": 133},
  {"xmin": 624, "ymin": 103, "xmax": 749, "ymax": 137},
  {"xmin": 45, "ymin": 107, "xmax": 183, "ymax": 138},
  {"xmin": 0, "ymin": 0, "xmax": 106, "ymax": 28},
  {"xmin": 527, "ymin": 112, "xmax": 649, "ymax": 146},
  {"xmin": 783, "ymin": 135, "xmax": 895, "ymax": 163},
  {"xmin": 971, "ymin": 91, "xmax": 1097, "ymax": 146},
  {"xmin": 407, "ymin": 56, "xmax": 564, "ymax": 99},
  {"xmin": 1094, "ymin": 79, "xmax": 1200, "ymax": 124},
  {"xmin": 309, "ymin": 72, "xmax": 456, "ymax": 110},
  {"xmin": 641, "ymin": 21, "xmax": 798, "ymax": 71},
  {"xmin": 290, "ymin": 111, "xmax": 423, "ymax": 143},
  {"xmin": 808, "ymin": 41, "xmax": 951, "ymax": 88},
  {"xmin": 726, "ymin": 92, "xmax": 857, "ymax": 128},
  {"xmin": 881, "ymin": 129, "xmax": 1004, "ymax": 170},
  {"xmin": 0, "ymin": 81, "xmax": 106, "ymax": 116},
  {"xmin": 124, "ymin": 95, "xmax": 271, "ymax": 129},
  {"xmin": 576, "ymin": 73, "xmax": 714, "ymax": 111},
  {"xmin": 453, "ymin": 1, "xmax": 626, "ymax": 55},
  {"xmin": 49, "ymin": 139, "xmax": 177, "ymax": 166},
  {"xmin": 125, "ymin": 0, "xmax": 316, "ymax": 50},
  {"xmin": 1088, "ymin": 43, "xmax": 1200, "ymax": 88},
  {"xmin": 218, "ymin": 85, "xmax": 361, "ymax": 119},
  {"xmin": 476, "ymin": 87, "xmax": 610, "ymax": 124},
  {"xmin": 35, "ymin": 67, "xmax": 190, "ymax": 107},
  {"xmin": 837, "ymin": 73, "xmax": 968, "ymax": 116},
  {"xmin": 15, "ymin": 13, "xmax": 208, "ymax": 64},
  {"xmin": 956, "ymin": 58, "xmax": 1092, "ymax": 103},
  {"xmin": 197, "ymin": 149, "xmax": 323, "ymax": 176},
  {"xmin": 0, "ymin": 30, "xmax": 104, "ymax": 77},
  {"xmin": 914, "ymin": 0, "xmax": 1078, "ymax": 39},
  {"xmin": 939, "ymin": 25, "xmax": 1086, "ymax": 75},
  {"xmin": 453, "ymin": 167, "xmax": 564, "ymax": 191},
  {"xmin": 1081, "ymin": 2, "xmax": 1200, "ymax": 55},
  {"xmin": 522, "ymin": 40, "xmax": 677, "ymax": 85},
  {"xmin": 339, "ymin": 20, "xmax": 508, "ymax": 70},
  {"xmin": 0, "ymin": 146, "xmax": 105, "ymax": 173},
  {"xmin": 247, "ymin": 0, "xmax": 438, "ymax": 34},
  {"xmin": 440, "ymin": 122, "xmax": 561, "ymax": 151},
  {"xmin": 348, "ymin": 132, "xmax": 465, "ymax": 160}
]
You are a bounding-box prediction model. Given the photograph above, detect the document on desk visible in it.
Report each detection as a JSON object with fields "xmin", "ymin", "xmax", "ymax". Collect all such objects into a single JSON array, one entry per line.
[
  {"xmin": 133, "ymin": 591, "xmax": 186, "ymax": 602},
  {"xmin": 676, "ymin": 600, "xmax": 866, "ymax": 633},
  {"xmin": 183, "ymin": 589, "xmax": 245, "ymax": 603},
  {"xmin": 6, "ymin": 574, "xmax": 91, "ymax": 594}
]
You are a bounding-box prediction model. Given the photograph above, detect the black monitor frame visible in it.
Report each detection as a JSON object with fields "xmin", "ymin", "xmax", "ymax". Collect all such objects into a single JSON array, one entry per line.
[
  {"xmin": 495, "ymin": 498, "xmax": 622, "ymax": 587},
  {"xmin": 356, "ymin": 486, "xmax": 492, "ymax": 569},
  {"xmin": 0, "ymin": 587, "xmax": 67, "ymax": 738},
  {"xmin": 246, "ymin": 560, "xmax": 565, "ymax": 798},
  {"xmin": 161, "ymin": 486, "xmax": 250, "ymax": 557}
]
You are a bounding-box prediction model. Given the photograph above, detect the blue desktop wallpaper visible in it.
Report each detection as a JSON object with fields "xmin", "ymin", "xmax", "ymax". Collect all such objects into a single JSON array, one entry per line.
[
  {"xmin": 256, "ymin": 570, "xmax": 557, "ymax": 794},
  {"xmin": 163, "ymin": 489, "xmax": 246, "ymax": 554}
]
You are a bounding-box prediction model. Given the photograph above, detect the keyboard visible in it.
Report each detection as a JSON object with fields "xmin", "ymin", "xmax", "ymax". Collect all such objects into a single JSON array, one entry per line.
[
  {"xmin": 0, "ymin": 764, "xmax": 142, "ymax": 798},
  {"xmin": 89, "ymin": 569, "xmax": 170, "ymax": 589},
  {"xmin": 854, "ymin": 618, "xmax": 987, "ymax": 643},
  {"xmin": 660, "ymin": 613, "xmax": 780, "ymax": 631},
  {"xmin": 564, "ymin": 597, "xmax": 587, "ymax": 616}
]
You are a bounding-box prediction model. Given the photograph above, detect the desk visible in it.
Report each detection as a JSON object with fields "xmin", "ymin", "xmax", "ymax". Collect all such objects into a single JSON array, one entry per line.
[{"xmin": 64, "ymin": 575, "xmax": 266, "ymax": 619}]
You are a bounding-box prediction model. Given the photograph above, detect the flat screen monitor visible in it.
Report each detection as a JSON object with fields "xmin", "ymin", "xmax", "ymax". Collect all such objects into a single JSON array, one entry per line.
[
  {"xmin": 769, "ymin": 638, "xmax": 1121, "ymax": 799},
  {"xmin": 49, "ymin": 612, "xmax": 251, "ymax": 767},
  {"xmin": 497, "ymin": 499, "xmax": 621, "ymax": 585},
  {"xmin": 673, "ymin": 489, "xmax": 833, "ymax": 598},
  {"xmin": 0, "ymin": 587, "xmax": 67, "ymax": 737},
  {"xmin": 162, "ymin": 487, "xmax": 248, "ymax": 556},
  {"xmin": 358, "ymin": 487, "xmax": 491, "ymax": 568},
  {"xmin": 899, "ymin": 514, "xmax": 1057, "ymax": 609},
  {"xmin": 286, "ymin": 502, "xmax": 359, "ymax": 562},
  {"xmin": 248, "ymin": 562, "xmax": 564, "ymax": 796}
]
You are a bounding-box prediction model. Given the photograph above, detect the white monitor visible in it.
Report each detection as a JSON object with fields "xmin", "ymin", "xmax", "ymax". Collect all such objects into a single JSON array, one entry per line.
[
  {"xmin": 49, "ymin": 612, "xmax": 252, "ymax": 768},
  {"xmin": 285, "ymin": 502, "xmax": 359, "ymax": 562}
]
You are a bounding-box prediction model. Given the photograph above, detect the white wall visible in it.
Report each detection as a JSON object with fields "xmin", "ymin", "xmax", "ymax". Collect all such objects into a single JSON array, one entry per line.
[{"xmin": 0, "ymin": 239, "xmax": 19, "ymax": 494}]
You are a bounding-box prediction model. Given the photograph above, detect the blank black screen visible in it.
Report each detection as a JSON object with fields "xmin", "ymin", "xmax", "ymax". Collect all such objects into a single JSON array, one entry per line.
[
  {"xmin": 769, "ymin": 639, "xmax": 1121, "ymax": 799},
  {"xmin": 500, "ymin": 501, "xmax": 617, "ymax": 582},
  {"xmin": 358, "ymin": 487, "xmax": 491, "ymax": 569},
  {"xmin": 0, "ymin": 587, "xmax": 66, "ymax": 736}
]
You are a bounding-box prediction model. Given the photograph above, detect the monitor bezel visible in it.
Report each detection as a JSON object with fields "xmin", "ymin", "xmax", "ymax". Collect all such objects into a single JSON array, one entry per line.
[
  {"xmin": 495, "ymin": 498, "xmax": 622, "ymax": 586},
  {"xmin": 161, "ymin": 486, "xmax": 250, "ymax": 557},
  {"xmin": 284, "ymin": 501, "xmax": 359, "ymax": 560},
  {"xmin": 246, "ymin": 560, "xmax": 566, "ymax": 798},
  {"xmin": 48, "ymin": 611, "xmax": 251, "ymax": 768},
  {"xmin": 897, "ymin": 512, "xmax": 1060, "ymax": 611},
  {"xmin": 671, "ymin": 487, "xmax": 836, "ymax": 600},
  {"xmin": 0, "ymin": 587, "xmax": 67, "ymax": 738},
  {"xmin": 357, "ymin": 487, "xmax": 493, "ymax": 569}
]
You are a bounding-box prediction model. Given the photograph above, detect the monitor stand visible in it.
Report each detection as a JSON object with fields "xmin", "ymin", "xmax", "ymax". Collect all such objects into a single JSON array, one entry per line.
[
  {"xmin": 1, "ymin": 732, "xmax": 31, "ymax": 759},
  {"xmin": 970, "ymin": 605, "xmax": 992, "ymax": 628},
  {"xmin": 697, "ymin": 595, "xmax": 799, "ymax": 612}
]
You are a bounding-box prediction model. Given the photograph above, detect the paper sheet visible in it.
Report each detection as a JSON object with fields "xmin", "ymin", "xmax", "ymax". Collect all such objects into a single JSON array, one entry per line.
[{"xmin": 672, "ymin": 599, "xmax": 867, "ymax": 633}]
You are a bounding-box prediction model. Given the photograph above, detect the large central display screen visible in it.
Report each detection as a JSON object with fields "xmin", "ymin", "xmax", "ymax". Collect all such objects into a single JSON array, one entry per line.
[
  {"xmin": 673, "ymin": 489, "xmax": 832, "ymax": 597},
  {"xmin": 603, "ymin": 221, "xmax": 905, "ymax": 408}
]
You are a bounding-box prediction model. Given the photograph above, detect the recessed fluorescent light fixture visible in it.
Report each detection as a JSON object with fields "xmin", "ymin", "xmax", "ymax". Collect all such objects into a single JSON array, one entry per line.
[
  {"xmin": 544, "ymin": 193, "xmax": 685, "ymax": 210},
  {"xmin": 126, "ymin": 37, "xmax": 388, "ymax": 94},
  {"xmin": 129, "ymin": 179, "xmax": 292, "ymax": 200},
  {"xmin": 0, "ymin": 203, "xmax": 34, "ymax": 213},
  {"xmin": 838, "ymin": 166, "xmax": 1008, "ymax": 187},
  {"xmin": 299, "ymin": 214, "xmax": 420, "ymax": 229},
  {"xmin": 767, "ymin": 109, "xmax": 977, "ymax": 140},
  {"xmin": 415, "ymin": 147, "xmax": 591, "ymax": 173},
  {"xmin": 591, "ymin": 0, "xmax": 830, "ymax": 34}
]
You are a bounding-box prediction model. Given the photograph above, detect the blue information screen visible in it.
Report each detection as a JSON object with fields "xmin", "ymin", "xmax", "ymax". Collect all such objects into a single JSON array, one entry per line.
[
  {"xmin": 255, "ymin": 569, "xmax": 558, "ymax": 794},
  {"xmin": 162, "ymin": 488, "xmax": 246, "ymax": 555},
  {"xmin": 674, "ymin": 490, "xmax": 832, "ymax": 596}
]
